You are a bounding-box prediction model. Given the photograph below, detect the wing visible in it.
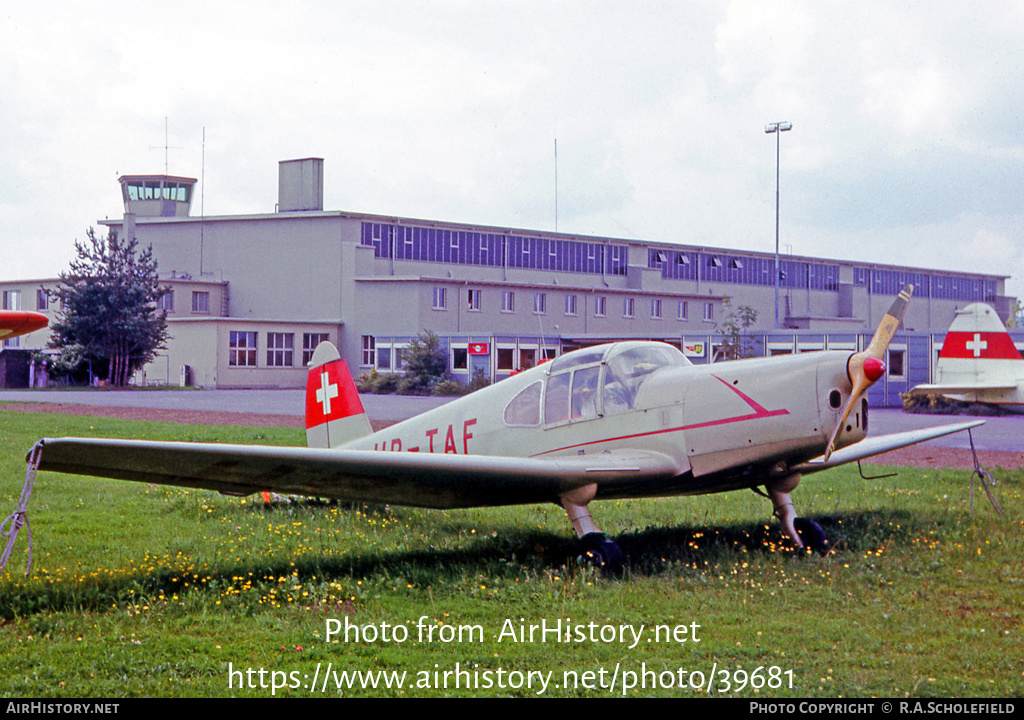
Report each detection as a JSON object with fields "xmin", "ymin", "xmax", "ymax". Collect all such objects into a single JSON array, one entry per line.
[
  {"xmin": 792, "ymin": 420, "xmax": 985, "ymax": 473},
  {"xmin": 34, "ymin": 437, "xmax": 684, "ymax": 509},
  {"xmin": 0, "ymin": 310, "xmax": 47, "ymax": 340}
]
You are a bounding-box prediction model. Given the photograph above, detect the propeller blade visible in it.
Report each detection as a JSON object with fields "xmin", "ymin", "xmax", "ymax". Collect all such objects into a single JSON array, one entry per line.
[
  {"xmin": 823, "ymin": 284, "xmax": 913, "ymax": 460},
  {"xmin": 864, "ymin": 284, "xmax": 914, "ymax": 359}
]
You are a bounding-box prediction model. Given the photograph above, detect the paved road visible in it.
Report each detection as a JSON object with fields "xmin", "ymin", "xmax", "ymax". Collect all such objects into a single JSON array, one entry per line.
[
  {"xmin": 868, "ymin": 408, "xmax": 1020, "ymax": 452},
  {"xmin": 0, "ymin": 388, "xmax": 1019, "ymax": 451}
]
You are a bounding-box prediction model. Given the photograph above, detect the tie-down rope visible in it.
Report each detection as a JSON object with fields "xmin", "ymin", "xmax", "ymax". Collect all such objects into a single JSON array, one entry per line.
[
  {"xmin": 967, "ymin": 427, "xmax": 1004, "ymax": 517},
  {"xmin": 1, "ymin": 441, "xmax": 42, "ymax": 576}
]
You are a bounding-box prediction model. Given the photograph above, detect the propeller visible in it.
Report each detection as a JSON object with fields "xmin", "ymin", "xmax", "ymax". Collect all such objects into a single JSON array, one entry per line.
[{"xmin": 823, "ymin": 284, "xmax": 913, "ymax": 461}]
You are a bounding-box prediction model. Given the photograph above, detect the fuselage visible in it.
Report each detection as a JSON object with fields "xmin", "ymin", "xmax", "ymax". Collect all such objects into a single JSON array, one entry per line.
[{"xmin": 342, "ymin": 342, "xmax": 866, "ymax": 498}]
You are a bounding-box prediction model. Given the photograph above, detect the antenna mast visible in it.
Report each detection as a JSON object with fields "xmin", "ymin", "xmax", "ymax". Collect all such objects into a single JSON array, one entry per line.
[
  {"xmin": 554, "ymin": 138, "xmax": 558, "ymax": 233},
  {"xmin": 200, "ymin": 126, "xmax": 206, "ymax": 276},
  {"xmin": 151, "ymin": 117, "xmax": 182, "ymax": 174}
]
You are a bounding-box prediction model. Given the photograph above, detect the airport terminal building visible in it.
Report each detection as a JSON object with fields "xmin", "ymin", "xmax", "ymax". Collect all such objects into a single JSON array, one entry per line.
[{"xmin": 2, "ymin": 158, "xmax": 1018, "ymax": 407}]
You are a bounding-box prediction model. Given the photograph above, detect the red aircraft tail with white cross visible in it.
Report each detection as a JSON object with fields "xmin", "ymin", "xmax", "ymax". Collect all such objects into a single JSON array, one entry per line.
[
  {"xmin": 305, "ymin": 341, "xmax": 373, "ymax": 448},
  {"xmin": 909, "ymin": 302, "xmax": 1024, "ymax": 412}
]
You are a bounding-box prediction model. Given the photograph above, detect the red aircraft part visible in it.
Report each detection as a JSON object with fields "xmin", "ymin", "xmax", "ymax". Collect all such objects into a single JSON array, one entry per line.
[
  {"xmin": 0, "ymin": 311, "xmax": 48, "ymax": 340},
  {"xmin": 939, "ymin": 331, "xmax": 1021, "ymax": 360},
  {"xmin": 863, "ymin": 356, "xmax": 886, "ymax": 382},
  {"xmin": 305, "ymin": 358, "xmax": 366, "ymax": 429}
]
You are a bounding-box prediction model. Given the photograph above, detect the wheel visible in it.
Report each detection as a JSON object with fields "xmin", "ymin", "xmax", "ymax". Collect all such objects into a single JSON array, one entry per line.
[
  {"xmin": 793, "ymin": 518, "xmax": 829, "ymax": 556},
  {"xmin": 576, "ymin": 532, "xmax": 625, "ymax": 575}
]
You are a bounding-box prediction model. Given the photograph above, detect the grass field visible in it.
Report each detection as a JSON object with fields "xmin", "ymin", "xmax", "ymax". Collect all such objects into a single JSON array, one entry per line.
[{"xmin": 0, "ymin": 409, "xmax": 1021, "ymax": 698}]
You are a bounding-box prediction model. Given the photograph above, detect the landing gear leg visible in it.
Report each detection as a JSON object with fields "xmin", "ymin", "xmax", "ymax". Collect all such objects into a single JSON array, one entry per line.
[
  {"xmin": 560, "ymin": 484, "xmax": 624, "ymax": 574},
  {"xmin": 766, "ymin": 473, "xmax": 829, "ymax": 555}
]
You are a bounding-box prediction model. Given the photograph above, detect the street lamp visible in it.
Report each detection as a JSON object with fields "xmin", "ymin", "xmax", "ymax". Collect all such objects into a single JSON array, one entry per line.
[{"xmin": 765, "ymin": 121, "xmax": 792, "ymax": 330}]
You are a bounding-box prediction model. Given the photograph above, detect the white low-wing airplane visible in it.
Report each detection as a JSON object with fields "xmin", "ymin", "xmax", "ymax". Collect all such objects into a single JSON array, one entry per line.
[
  {"xmin": 909, "ymin": 302, "xmax": 1024, "ymax": 413},
  {"xmin": 30, "ymin": 285, "xmax": 983, "ymax": 570}
]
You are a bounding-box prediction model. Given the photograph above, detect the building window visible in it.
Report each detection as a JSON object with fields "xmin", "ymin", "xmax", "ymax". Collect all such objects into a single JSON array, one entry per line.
[
  {"xmin": 266, "ymin": 332, "xmax": 294, "ymax": 367},
  {"xmin": 192, "ymin": 291, "xmax": 210, "ymax": 313},
  {"xmin": 519, "ymin": 347, "xmax": 537, "ymax": 369},
  {"xmin": 394, "ymin": 343, "xmax": 410, "ymax": 371},
  {"xmin": 533, "ymin": 293, "xmax": 547, "ymax": 314},
  {"xmin": 502, "ymin": 291, "xmax": 515, "ymax": 313},
  {"xmin": 361, "ymin": 335, "xmax": 376, "ymax": 366},
  {"xmin": 467, "ymin": 288, "xmax": 482, "ymax": 311},
  {"xmin": 229, "ymin": 331, "xmax": 257, "ymax": 367},
  {"xmin": 303, "ymin": 333, "xmax": 330, "ymax": 365},
  {"xmin": 452, "ymin": 346, "xmax": 469, "ymax": 370},
  {"xmin": 36, "ymin": 289, "xmax": 49, "ymax": 311},
  {"xmin": 497, "ymin": 347, "xmax": 516, "ymax": 371},
  {"xmin": 432, "ymin": 287, "xmax": 447, "ymax": 310},
  {"xmin": 704, "ymin": 302, "xmax": 714, "ymax": 321},
  {"xmin": 623, "ymin": 297, "xmax": 635, "ymax": 318},
  {"xmin": 677, "ymin": 301, "xmax": 688, "ymax": 320},
  {"xmin": 888, "ymin": 348, "xmax": 906, "ymax": 378},
  {"xmin": 651, "ymin": 299, "xmax": 662, "ymax": 319},
  {"xmin": 2, "ymin": 290, "xmax": 21, "ymax": 310},
  {"xmin": 377, "ymin": 343, "xmax": 392, "ymax": 370},
  {"xmin": 158, "ymin": 290, "xmax": 174, "ymax": 312},
  {"xmin": 595, "ymin": 296, "xmax": 606, "ymax": 317},
  {"xmin": 565, "ymin": 294, "xmax": 577, "ymax": 316}
]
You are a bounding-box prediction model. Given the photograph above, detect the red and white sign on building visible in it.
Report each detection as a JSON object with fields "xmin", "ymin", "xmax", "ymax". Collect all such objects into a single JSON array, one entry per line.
[{"xmin": 468, "ymin": 343, "xmax": 489, "ymax": 355}]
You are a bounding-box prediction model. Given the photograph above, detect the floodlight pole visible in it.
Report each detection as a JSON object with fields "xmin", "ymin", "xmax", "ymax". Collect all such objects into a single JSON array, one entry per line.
[{"xmin": 765, "ymin": 121, "xmax": 792, "ymax": 330}]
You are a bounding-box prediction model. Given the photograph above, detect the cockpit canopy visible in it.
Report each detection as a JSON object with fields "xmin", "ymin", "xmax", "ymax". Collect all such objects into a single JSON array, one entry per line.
[{"xmin": 503, "ymin": 342, "xmax": 690, "ymax": 427}]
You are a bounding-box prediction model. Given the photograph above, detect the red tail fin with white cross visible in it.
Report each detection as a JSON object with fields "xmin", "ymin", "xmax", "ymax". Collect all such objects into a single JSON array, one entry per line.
[
  {"xmin": 934, "ymin": 303, "xmax": 1023, "ymax": 385},
  {"xmin": 909, "ymin": 302, "xmax": 1024, "ymax": 410},
  {"xmin": 305, "ymin": 342, "xmax": 373, "ymax": 449}
]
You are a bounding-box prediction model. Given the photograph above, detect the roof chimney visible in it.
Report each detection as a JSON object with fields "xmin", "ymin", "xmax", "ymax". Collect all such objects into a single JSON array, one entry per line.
[{"xmin": 278, "ymin": 158, "xmax": 324, "ymax": 212}]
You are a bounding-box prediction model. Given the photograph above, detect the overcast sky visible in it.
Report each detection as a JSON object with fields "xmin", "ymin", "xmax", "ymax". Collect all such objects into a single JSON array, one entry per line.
[{"xmin": 3, "ymin": 1, "xmax": 1023, "ymax": 302}]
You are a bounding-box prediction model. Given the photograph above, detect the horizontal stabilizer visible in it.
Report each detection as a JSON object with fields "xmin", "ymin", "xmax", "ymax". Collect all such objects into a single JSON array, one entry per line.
[
  {"xmin": 793, "ymin": 420, "xmax": 985, "ymax": 473},
  {"xmin": 910, "ymin": 383, "xmax": 1018, "ymax": 393}
]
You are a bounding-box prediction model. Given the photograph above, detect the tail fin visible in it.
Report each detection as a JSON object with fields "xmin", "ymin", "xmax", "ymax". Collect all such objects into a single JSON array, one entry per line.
[
  {"xmin": 936, "ymin": 303, "xmax": 1023, "ymax": 385},
  {"xmin": 305, "ymin": 342, "xmax": 373, "ymax": 448}
]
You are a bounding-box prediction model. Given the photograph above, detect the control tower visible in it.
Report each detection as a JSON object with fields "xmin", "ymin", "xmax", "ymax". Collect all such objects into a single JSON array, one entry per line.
[{"xmin": 118, "ymin": 174, "xmax": 197, "ymax": 217}]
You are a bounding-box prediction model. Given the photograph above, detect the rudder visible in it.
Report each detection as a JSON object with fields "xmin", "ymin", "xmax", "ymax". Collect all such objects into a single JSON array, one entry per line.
[{"xmin": 305, "ymin": 342, "xmax": 373, "ymax": 448}]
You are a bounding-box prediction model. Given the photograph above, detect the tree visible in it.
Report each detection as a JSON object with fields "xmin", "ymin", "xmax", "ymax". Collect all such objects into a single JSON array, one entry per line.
[
  {"xmin": 397, "ymin": 329, "xmax": 448, "ymax": 394},
  {"xmin": 716, "ymin": 298, "xmax": 760, "ymax": 360},
  {"xmin": 49, "ymin": 227, "xmax": 170, "ymax": 386},
  {"xmin": 1007, "ymin": 299, "xmax": 1023, "ymax": 329}
]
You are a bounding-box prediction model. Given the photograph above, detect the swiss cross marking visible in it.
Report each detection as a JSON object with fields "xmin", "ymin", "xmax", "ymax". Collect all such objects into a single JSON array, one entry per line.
[
  {"xmin": 965, "ymin": 333, "xmax": 987, "ymax": 357},
  {"xmin": 316, "ymin": 370, "xmax": 339, "ymax": 416}
]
